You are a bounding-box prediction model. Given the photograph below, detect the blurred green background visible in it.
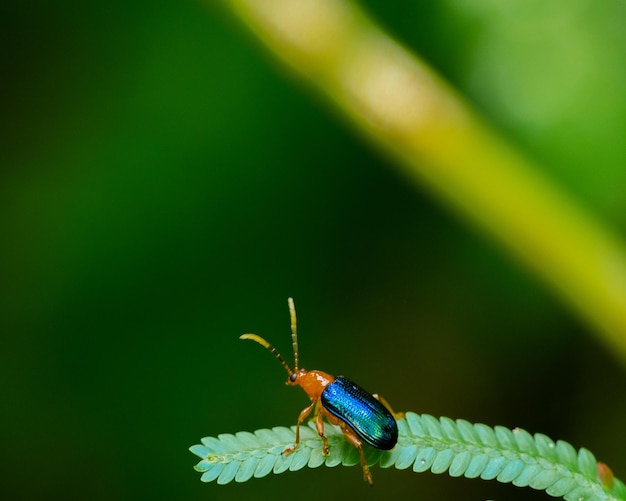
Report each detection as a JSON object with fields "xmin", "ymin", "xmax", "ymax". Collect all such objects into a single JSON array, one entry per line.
[{"xmin": 2, "ymin": 0, "xmax": 626, "ymax": 499}]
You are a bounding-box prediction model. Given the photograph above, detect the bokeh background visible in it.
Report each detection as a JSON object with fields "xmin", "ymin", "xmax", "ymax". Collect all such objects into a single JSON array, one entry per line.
[{"xmin": 2, "ymin": 0, "xmax": 626, "ymax": 499}]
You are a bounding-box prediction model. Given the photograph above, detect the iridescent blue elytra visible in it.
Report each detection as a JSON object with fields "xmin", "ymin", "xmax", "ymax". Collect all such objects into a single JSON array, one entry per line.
[{"xmin": 321, "ymin": 376, "xmax": 398, "ymax": 450}]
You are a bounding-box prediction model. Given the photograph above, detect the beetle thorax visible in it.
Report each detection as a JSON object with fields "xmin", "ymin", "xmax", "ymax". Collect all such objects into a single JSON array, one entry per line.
[{"xmin": 289, "ymin": 369, "xmax": 335, "ymax": 400}]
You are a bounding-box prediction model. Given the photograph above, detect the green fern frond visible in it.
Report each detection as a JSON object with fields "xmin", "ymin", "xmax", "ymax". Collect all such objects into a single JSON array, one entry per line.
[{"xmin": 190, "ymin": 412, "xmax": 626, "ymax": 500}]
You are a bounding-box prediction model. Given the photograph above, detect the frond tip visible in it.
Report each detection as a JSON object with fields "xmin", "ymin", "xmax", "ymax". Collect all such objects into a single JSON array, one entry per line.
[{"xmin": 190, "ymin": 412, "xmax": 626, "ymax": 499}]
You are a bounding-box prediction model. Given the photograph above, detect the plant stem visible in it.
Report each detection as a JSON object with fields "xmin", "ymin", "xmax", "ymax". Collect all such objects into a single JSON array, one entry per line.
[{"xmin": 218, "ymin": 0, "xmax": 626, "ymax": 361}]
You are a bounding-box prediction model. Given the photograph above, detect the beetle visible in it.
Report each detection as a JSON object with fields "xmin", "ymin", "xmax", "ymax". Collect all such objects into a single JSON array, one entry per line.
[{"xmin": 240, "ymin": 297, "xmax": 398, "ymax": 485}]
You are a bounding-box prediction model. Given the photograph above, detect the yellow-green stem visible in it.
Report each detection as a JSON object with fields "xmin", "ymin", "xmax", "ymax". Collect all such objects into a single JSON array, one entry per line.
[{"xmin": 219, "ymin": 0, "xmax": 626, "ymax": 361}]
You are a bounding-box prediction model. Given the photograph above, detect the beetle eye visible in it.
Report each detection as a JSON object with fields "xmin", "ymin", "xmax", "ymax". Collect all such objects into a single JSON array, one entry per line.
[{"xmin": 289, "ymin": 373, "xmax": 297, "ymax": 382}]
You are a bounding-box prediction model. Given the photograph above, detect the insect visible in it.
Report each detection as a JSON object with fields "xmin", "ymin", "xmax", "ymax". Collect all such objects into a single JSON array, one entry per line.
[{"xmin": 240, "ymin": 297, "xmax": 398, "ymax": 485}]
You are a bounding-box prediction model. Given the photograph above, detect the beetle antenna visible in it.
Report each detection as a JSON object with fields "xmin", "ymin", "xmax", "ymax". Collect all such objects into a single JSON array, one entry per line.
[
  {"xmin": 288, "ymin": 297, "xmax": 299, "ymax": 371},
  {"xmin": 240, "ymin": 333, "xmax": 293, "ymax": 376}
]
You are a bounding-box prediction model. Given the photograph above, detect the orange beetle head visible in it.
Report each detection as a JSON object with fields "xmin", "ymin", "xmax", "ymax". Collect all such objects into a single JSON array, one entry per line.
[{"xmin": 287, "ymin": 368, "xmax": 335, "ymax": 401}]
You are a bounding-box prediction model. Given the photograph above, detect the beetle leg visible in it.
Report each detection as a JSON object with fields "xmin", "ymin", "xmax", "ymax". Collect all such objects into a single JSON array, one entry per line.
[
  {"xmin": 283, "ymin": 400, "xmax": 316, "ymax": 455},
  {"xmin": 372, "ymin": 393, "xmax": 405, "ymax": 419},
  {"xmin": 338, "ymin": 420, "xmax": 373, "ymax": 486},
  {"xmin": 314, "ymin": 404, "xmax": 330, "ymax": 455}
]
